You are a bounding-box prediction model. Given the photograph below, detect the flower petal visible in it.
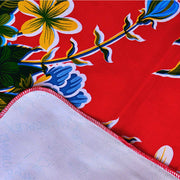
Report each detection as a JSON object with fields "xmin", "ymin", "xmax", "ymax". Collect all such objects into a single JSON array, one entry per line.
[
  {"xmin": 51, "ymin": 18, "xmax": 78, "ymax": 32},
  {"xmin": 40, "ymin": 0, "xmax": 54, "ymax": 11},
  {"xmin": 144, "ymin": 0, "xmax": 180, "ymax": 20},
  {"xmin": 46, "ymin": 66, "xmax": 73, "ymax": 86},
  {"xmin": 48, "ymin": 1, "xmax": 70, "ymax": 18},
  {"xmin": 153, "ymin": 1, "xmax": 179, "ymax": 19},
  {"xmin": 18, "ymin": 0, "xmax": 40, "ymax": 17},
  {"xmin": 40, "ymin": 24, "xmax": 55, "ymax": 50},
  {"xmin": 149, "ymin": 0, "xmax": 172, "ymax": 14},
  {"xmin": 20, "ymin": 18, "xmax": 43, "ymax": 34},
  {"xmin": 0, "ymin": 14, "xmax": 11, "ymax": 26},
  {"xmin": 146, "ymin": 1, "xmax": 161, "ymax": 15},
  {"xmin": 154, "ymin": 145, "xmax": 174, "ymax": 166},
  {"xmin": 60, "ymin": 73, "xmax": 83, "ymax": 96},
  {"xmin": 66, "ymin": 91, "xmax": 88, "ymax": 108}
]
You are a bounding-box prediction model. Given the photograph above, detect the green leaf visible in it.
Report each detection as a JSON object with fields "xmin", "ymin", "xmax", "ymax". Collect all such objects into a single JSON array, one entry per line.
[
  {"xmin": 41, "ymin": 64, "xmax": 48, "ymax": 74},
  {"xmin": 0, "ymin": 92, "xmax": 15, "ymax": 112},
  {"xmin": 125, "ymin": 32, "xmax": 144, "ymax": 42},
  {"xmin": 11, "ymin": 74, "xmax": 33, "ymax": 93},
  {"xmin": 0, "ymin": 45, "xmax": 42, "ymax": 88},
  {"xmin": 168, "ymin": 61, "xmax": 180, "ymax": 75},
  {"xmin": 0, "ymin": 45, "xmax": 40, "ymax": 63},
  {"xmin": 123, "ymin": 14, "xmax": 132, "ymax": 32},
  {"xmin": 0, "ymin": 74, "xmax": 14, "ymax": 87},
  {"xmin": 42, "ymin": 51, "xmax": 53, "ymax": 62},
  {"xmin": 41, "ymin": 48, "xmax": 58, "ymax": 74},
  {"xmin": 0, "ymin": 45, "xmax": 42, "ymax": 89},
  {"xmin": 0, "ymin": 62, "xmax": 19, "ymax": 73},
  {"xmin": 19, "ymin": 74, "xmax": 33, "ymax": 88},
  {"xmin": 16, "ymin": 66, "xmax": 42, "ymax": 88},
  {"xmin": 66, "ymin": 38, "xmax": 78, "ymax": 57},
  {"xmin": 94, "ymin": 26, "xmax": 104, "ymax": 46},
  {"xmin": 93, "ymin": 25, "xmax": 113, "ymax": 63},
  {"xmin": 94, "ymin": 30, "xmax": 101, "ymax": 46},
  {"xmin": 41, "ymin": 49, "xmax": 54, "ymax": 74},
  {"xmin": 0, "ymin": 45, "xmax": 11, "ymax": 63},
  {"xmin": 10, "ymin": 45, "xmax": 36, "ymax": 62},
  {"xmin": 0, "ymin": 25, "xmax": 18, "ymax": 37},
  {"xmin": 100, "ymin": 47, "xmax": 113, "ymax": 63},
  {"xmin": 126, "ymin": 32, "xmax": 138, "ymax": 40},
  {"xmin": 137, "ymin": 9, "xmax": 146, "ymax": 23},
  {"xmin": 0, "ymin": 14, "xmax": 11, "ymax": 26},
  {"xmin": 0, "ymin": 0, "xmax": 21, "ymax": 15},
  {"xmin": 71, "ymin": 58, "xmax": 91, "ymax": 66},
  {"xmin": 19, "ymin": 65, "xmax": 42, "ymax": 77},
  {"xmin": 0, "ymin": 64, "xmax": 41, "ymax": 89}
]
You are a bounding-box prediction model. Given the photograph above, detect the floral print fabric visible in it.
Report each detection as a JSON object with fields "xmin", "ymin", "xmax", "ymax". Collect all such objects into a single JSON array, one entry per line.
[{"xmin": 0, "ymin": 0, "xmax": 180, "ymax": 174}]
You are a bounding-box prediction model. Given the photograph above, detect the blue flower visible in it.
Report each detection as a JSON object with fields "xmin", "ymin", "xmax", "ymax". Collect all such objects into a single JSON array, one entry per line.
[
  {"xmin": 137, "ymin": 0, "xmax": 180, "ymax": 28},
  {"xmin": 66, "ymin": 91, "xmax": 89, "ymax": 108},
  {"xmin": 0, "ymin": 14, "xmax": 18, "ymax": 46},
  {"xmin": 45, "ymin": 64, "xmax": 91, "ymax": 108},
  {"xmin": 46, "ymin": 66, "xmax": 73, "ymax": 87},
  {"xmin": 60, "ymin": 74, "xmax": 83, "ymax": 97}
]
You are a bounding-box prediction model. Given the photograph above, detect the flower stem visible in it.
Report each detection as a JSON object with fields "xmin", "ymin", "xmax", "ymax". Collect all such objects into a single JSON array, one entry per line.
[{"xmin": 20, "ymin": 23, "xmax": 139, "ymax": 65}]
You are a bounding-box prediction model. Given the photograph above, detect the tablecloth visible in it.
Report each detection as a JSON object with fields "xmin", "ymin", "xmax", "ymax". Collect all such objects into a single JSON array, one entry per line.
[{"xmin": 0, "ymin": 0, "xmax": 180, "ymax": 179}]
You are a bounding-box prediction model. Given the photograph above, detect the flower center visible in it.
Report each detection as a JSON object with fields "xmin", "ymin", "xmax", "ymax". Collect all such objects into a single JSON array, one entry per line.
[{"xmin": 39, "ymin": 9, "xmax": 53, "ymax": 26}]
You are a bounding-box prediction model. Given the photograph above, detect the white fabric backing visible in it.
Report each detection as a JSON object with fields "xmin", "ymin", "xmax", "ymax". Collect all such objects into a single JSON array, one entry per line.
[{"xmin": 0, "ymin": 91, "xmax": 177, "ymax": 180}]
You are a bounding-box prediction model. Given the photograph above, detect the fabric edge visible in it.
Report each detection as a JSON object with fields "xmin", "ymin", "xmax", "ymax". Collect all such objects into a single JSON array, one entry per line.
[{"xmin": 0, "ymin": 86, "xmax": 179, "ymax": 179}]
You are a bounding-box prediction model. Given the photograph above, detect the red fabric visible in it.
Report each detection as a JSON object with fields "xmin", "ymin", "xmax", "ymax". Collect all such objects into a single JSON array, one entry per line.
[{"xmin": 12, "ymin": 0, "xmax": 180, "ymax": 172}]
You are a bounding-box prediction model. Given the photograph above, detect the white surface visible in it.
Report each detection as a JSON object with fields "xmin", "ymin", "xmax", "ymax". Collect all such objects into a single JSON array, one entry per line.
[{"xmin": 0, "ymin": 91, "xmax": 177, "ymax": 180}]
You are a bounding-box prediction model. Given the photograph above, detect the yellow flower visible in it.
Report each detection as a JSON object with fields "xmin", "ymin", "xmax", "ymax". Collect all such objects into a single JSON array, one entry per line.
[{"xmin": 18, "ymin": 0, "xmax": 82, "ymax": 51}]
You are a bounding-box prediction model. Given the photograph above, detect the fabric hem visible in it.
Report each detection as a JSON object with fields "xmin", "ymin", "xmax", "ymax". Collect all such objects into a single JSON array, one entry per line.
[{"xmin": 0, "ymin": 87, "xmax": 179, "ymax": 179}]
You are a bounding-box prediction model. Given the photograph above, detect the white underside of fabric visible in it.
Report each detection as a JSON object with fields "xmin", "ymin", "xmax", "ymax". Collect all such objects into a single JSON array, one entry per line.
[{"xmin": 0, "ymin": 91, "xmax": 177, "ymax": 180}]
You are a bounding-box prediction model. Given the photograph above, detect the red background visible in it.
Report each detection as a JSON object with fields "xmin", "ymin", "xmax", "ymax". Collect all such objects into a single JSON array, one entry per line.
[{"xmin": 12, "ymin": 1, "xmax": 180, "ymax": 171}]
